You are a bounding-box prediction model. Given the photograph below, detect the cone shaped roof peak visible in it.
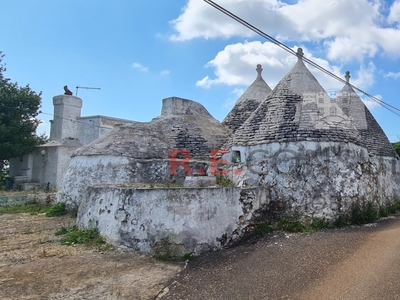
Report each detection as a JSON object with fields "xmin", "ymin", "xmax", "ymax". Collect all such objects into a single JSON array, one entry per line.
[
  {"xmin": 275, "ymin": 48, "xmax": 325, "ymax": 95},
  {"xmin": 230, "ymin": 51, "xmax": 363, "ymax": 146},
  {"xmin": 222, "ymin": 64, "xmax": 272, "ymax": 134},
  {"xmin": 235, "ymin": 64, "xmax": 272, "ymax": 105},
  {"xmin": 336, "ymin": 71, "xmax": 397, "ymax": 157}
]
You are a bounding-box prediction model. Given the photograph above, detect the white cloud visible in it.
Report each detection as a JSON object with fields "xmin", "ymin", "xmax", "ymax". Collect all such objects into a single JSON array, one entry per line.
[
  {"xmin": 350, "ymin": 62, "xmax": 376, "ymax": 90},
  {"xmin": 195, "ymin": 40, "xmax": 379, "ymax": 100},
  {"xmin": 362, "ymin": 94, "xmax": 382, "ymax": 110},
  {"xmin": 195, "ymin": 41, "xmax": 346, "ymax": 90},
  {"xmin": 196, "ymin": 75, "xmax": 212, "ymax": 89},
  {"xmin": 196, "ymin": 41, "xmax": 297, "ymax": 88},
  {"xmin": 160, "ymin": 69, "xmax": 170, "ymax": 76},
  {"xmin": 171, "ymin": 0, "xmax": 400, "ymax": 61},
  {"xmin": 384, "ymin": 71, "xmax": 400, "ymax": 79},
  {"xmin": 132, "ymin": 62, "xmax": 149, "ymax": 72},
  {"xmin": 388, "ymin": 0, "xmax": 400, "ymax": 25}
]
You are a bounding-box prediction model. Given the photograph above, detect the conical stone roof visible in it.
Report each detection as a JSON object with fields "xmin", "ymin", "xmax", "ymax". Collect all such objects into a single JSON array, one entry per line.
[
  {"xmin": 222, "ymin": 64, "xmax": 271, "ymax": 134},
  {"xmin": 231, "ymin": 48, "xmax": 363, "ymax": 146},
  {"xmin": 73, "ymin": 97, "xmax": 228, "ymax": 160},
  {"xmin": 336, "ymin": 72, "xmax": 397, "ymax": 157}
]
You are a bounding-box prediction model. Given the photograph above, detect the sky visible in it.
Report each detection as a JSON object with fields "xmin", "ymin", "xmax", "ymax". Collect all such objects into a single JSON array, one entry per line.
[{"xmin": 1, "ymin": 0, "xmax": 400, "ymax": 141}]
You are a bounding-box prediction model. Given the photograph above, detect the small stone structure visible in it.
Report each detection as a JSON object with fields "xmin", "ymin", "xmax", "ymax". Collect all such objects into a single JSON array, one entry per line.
[
  {"xmin": 55, "ymin": 51, "xmax": 400, "ymax": 256},
  {"xmin": 58, "ymin": 97, "xmax": 228, "ymax": 209},
  {"xmin": 9, "ymin": 94, "xmax": 136, "ymax": 189}
]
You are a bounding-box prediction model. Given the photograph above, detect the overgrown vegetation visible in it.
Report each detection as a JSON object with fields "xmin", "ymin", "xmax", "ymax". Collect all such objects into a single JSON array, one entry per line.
[
  {"xmin": 253, "ymin": 200, "xmax": 400, "ymax": 234},
  {"xmin": 0, "ymin": 51, "xmax": 47, "ymax": 174},
  {"xmin": 45, "ymin": 202, "xmax": 66, "ymax": 217},
  {"xmin": 392, "ymin": 142, "xmax": 400, "ymax": 156},
  {"xmin": 55, "ymin": 225, "xmax": 111, "ymax": 250},
  {"xmin": 0, "ymin": 168, "xmax": 8, "ymax": 191},
  {"xmin": 0, "ymin": 200, "xmax": 52, "ymax": 215},
  {"xmin": 216, "ymin": 175, "xmax": 236, "ymax": 187}
]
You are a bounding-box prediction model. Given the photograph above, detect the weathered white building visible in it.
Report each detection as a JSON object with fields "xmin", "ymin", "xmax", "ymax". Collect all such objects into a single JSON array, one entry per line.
[
  {"xmin": 225, "ymin": 49, "xmax": 400, "ymax": 219},
  {"xmin": 57, "ymin": 96, "xmax": 228, "ymax": 208},
  {"xmin": 54, "ymin": 50, "xmax": 400, "ymax": 257},
  {"xmin": 9, "ymin": 94, "xmax": 135, "ymax": 189}
]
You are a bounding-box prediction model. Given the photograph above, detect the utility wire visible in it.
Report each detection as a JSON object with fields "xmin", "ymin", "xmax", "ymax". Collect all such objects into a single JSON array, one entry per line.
[{"xmin": 203, "ymin": 0, "xmax": 400, "ymax": 117}]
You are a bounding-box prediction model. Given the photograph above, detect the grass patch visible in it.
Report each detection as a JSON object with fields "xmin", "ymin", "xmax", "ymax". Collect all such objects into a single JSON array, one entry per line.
[
  {"xmin": 182, "ymin": 253, "xmax": 196, "ymax": 261},
  {"xmin": 56, "ymin": 226, "xmax": 105, "ymax": 246},
  {"xmin": 351, "ymin": 201, "xmax": 379, "ymax": 225},
  {"xmin": 0, "ymin": 200, "xmax": 51, "ymax": 215},
  {"xmin": 216, "ymin": 175, "xmax": 236, "ymax": 187},
  {"xmin": 254, "ymin": 217, "xmax": 331, "ymax": 235},
  {"xmin": 45, "ymin": 202, "xmax": 66, "ymax": 217},
  {"xmin": 335, "ymin": 200, "xmax": 400, "ymax": 227},
  {"xmin": 55, "ymin": 225, "xmax": 112, "ymax": 251},
  {"xmin": 254, "ymin": 222, "xmax": 274, "ymax": 234},
  {"xmin": 253, "ymin": 199, "xmax": 400, "ymax": 235},
  {"xmin": 277, "ymin": 217, "xmax": 308, "ymax": 232}
]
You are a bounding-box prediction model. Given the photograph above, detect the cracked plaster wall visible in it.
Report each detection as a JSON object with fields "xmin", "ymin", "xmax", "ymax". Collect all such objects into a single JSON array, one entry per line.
[
  {"xmin": 57, "ymin": 155, "xmax": 211, "ymax": 209},
  {"xmin": 76, "ymin": 187, "xmax": 247, "ymax": 256},
  {"xmin": 227, "ymin": 141, "xmax": 400, "ymax": 219}
]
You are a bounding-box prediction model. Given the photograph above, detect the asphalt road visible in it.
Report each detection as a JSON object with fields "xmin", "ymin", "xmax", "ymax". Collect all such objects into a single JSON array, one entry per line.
[{"xmin": 160, "ymin": 215, "xmax": 400, "ymax": 300}]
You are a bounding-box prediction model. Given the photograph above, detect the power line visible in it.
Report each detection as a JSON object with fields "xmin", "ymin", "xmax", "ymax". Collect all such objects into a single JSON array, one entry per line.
[{"xmin": 203, "ymin": 0, "xmax": 400, "ymax": 118}]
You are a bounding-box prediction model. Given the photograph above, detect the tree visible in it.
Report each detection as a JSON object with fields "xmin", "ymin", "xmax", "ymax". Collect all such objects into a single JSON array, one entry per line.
[
  {"xmin": 0, "ymin": 52, "xmax": 45, "ymax": 170},
  {"xmin": 393, "ymin": 142, "xmax": 400, "ymax": 157}
]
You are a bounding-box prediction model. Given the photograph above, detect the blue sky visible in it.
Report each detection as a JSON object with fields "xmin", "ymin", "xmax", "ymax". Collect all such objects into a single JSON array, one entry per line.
[{"xmin": 1, "ymin": 0, "xmax": 400, "ymax": 141}]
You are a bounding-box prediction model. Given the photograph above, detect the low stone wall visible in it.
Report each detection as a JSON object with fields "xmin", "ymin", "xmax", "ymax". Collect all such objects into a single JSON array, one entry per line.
[
  {"xmin": 0, "ymin": 192, "xmax": 56, "ymax": 207},
  {"xmin": 76, "ymin": 186, "xmax": 276, "ymax": 256}
]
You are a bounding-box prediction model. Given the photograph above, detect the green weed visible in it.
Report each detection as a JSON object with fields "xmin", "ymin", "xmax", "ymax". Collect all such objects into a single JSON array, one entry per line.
[
  {"xmin": 0, "ymin": 200, "xmax": 51, "ymax": 215},
  {"xmin": 254, "ymin": 222, "xmax": 273, "ymax": 234},
  {"xmin": 333, "ymin": 215, "xmax": 348, "ymax": 228},
  {"xmin": 216, "ymin": 175, "xmax": 236, "ymax": 187},
  {"xmin": 182, "ymin": 253, "xmax": 195, "ymax": 261},
  {"xmin": 56, "ymin": 225, "xmax": 108, "ymax": 248},
  {"xmin": 45, "ymin": 202, "xmax": 66, "ymax": 217},
  {"xmin": 350, "ymin": 201, "xmax": 379, "ymax": 225}
]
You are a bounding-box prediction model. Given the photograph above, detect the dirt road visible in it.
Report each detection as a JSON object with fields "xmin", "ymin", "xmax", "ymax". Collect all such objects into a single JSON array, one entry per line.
[{"xmin": 162, "ymin": 216, "xmax": 400, "ymax": 300}]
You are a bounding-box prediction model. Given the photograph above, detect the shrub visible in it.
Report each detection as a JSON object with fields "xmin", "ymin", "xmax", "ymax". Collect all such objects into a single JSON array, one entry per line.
[
  {"xmin": 254, "ymin": 222, "xmax": 273, "ymax": 234},
  {"xmin": 45, "ymin": 202, "xmax": 66, "ymax": 217},
  {"xmin": 56, "ymin": 225, "xmax": 107, "ymax": 247}
]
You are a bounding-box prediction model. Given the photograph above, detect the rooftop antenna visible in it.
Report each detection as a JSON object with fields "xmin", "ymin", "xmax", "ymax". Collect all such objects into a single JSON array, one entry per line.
[{"xmin": 76, "ymin": 85, "xmax": 101, "ymax": 96}]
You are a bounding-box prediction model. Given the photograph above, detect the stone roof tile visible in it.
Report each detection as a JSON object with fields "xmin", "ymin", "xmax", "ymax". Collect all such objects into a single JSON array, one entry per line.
[{"xmin": 222, "ymin": 64, "xmax": 272, "ymax": 135}]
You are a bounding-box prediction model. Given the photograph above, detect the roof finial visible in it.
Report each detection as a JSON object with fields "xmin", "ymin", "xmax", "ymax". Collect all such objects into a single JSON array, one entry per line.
[
  {"xmin": 296, "ymin": 48, "xmax": 304, "ymax": 59},
  {"xmin": 256, "ymin": 64, "xmax": 263, "ymax": 79},
  {"xmin": 345, "ymin": 71, "xmax": 351, "ymax": 84}
]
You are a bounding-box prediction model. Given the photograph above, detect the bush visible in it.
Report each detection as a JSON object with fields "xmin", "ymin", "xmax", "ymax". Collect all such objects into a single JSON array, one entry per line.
[
  {"xmin": 45, "ymin": 202, "xmax": 66, "ymax": 217},
  {"xmin": 350, "ymin": 201, "xmax": 378, "ymax": 225},
  {"xmin": 254, "ymin": 222, "xmax": 273, "ymax": 234}
]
